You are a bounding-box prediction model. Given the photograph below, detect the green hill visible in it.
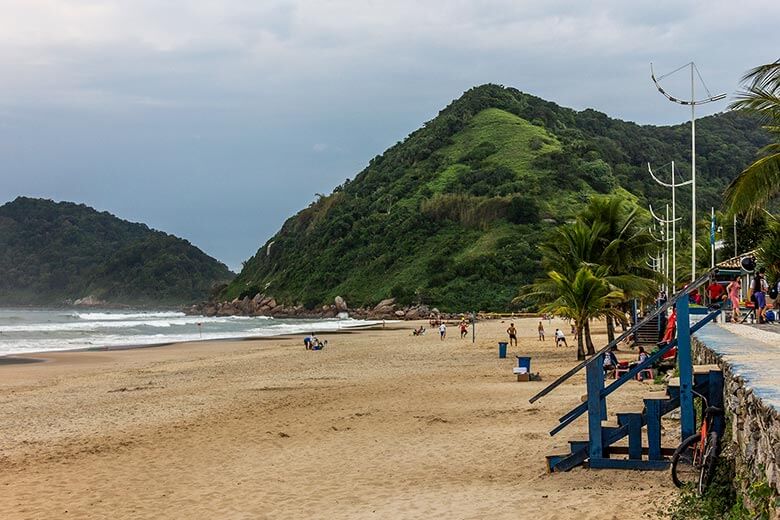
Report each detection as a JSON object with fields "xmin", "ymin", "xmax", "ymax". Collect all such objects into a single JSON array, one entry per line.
[
  {"xmin": 0, "ymin": 197, "xmax": 234, "ymax": 305},
  {"xmin": 227, "ymin": 84, "xmax": 770, "ymax": 311}
]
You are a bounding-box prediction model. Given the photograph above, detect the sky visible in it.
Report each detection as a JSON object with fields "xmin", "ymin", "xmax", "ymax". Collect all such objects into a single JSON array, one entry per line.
[{"xmin": 1, "ymin": 1, "xmax": 778, "ymax": 271}]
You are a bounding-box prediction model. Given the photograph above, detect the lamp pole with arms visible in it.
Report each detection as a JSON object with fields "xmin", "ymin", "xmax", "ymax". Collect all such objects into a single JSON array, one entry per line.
[
  {"xmin": 648, "ymin": 161, "xmax": 689, "ymax": 290},
  {"xmin": 651, "ymin": 62, "xmax": 726, "ymax": 280}
]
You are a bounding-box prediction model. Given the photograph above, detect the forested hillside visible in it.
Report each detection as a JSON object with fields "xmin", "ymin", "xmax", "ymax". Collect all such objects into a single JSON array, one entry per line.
[
  {"xmin": 227, "ymin": 84, "xmax": 770, "ymax": 311},
  {"xmin": 0, "ymin": 197, "xmax": 233, "ymax": 305}
]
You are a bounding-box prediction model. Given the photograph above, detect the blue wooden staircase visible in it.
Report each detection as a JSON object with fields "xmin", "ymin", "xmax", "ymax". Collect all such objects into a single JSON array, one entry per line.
[{"xmin": 531, "ymin": 271, "xmax": 725, "ymax": 472}]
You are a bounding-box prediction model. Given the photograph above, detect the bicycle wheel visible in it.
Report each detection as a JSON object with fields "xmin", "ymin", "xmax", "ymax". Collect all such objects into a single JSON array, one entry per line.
[
  {"xmin": 671, "ymin": 433, "xmax": 702, "ymax": 488},
  {"xmin": 698, "ymin": 432, "xmax": 720, "ymax": 495}
]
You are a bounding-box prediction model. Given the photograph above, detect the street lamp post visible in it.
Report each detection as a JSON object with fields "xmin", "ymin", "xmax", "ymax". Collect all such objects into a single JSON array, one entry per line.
[
  {"xmin": 651, "ymin": 62, "xmax": 726, "ymax": 280},
  {"xmin": 648, "ymin": 162, "xmax": 689, "ymax": 290},
  {"xmin": 649, "ymin": 205, "xmax": 678, "ymax": 294}
]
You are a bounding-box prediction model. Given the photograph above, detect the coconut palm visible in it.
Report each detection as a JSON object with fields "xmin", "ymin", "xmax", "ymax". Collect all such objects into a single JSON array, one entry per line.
[
  {"xmin": 519, "ymin": 266, "xmax": 626, "ymax": 360},
  {"xmin": 537, "ymin": 195, "xmax": 659, "ymax": 349},
  {"xmin": 725, "ymin": 60, "xmax": 780, "ymax": 217}
]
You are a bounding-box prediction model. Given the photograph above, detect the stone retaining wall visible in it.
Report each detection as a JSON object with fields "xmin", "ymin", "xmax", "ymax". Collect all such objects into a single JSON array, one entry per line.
[{"xmin": 692, "ymin": 337, "xmax": 780, "ymax": 510}]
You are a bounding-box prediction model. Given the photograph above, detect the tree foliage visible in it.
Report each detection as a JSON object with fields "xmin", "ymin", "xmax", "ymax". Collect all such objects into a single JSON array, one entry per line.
[
  {"xmin": 0, "ymin": 197, "xmax": 234, "ymax": 305},
  {"xmin": 725, "ymin": 60, "xmax": 780, "ymax": 218},
  {"xmin": 226, "ymin": 84, "xmax": 769, "ymax": 311}
]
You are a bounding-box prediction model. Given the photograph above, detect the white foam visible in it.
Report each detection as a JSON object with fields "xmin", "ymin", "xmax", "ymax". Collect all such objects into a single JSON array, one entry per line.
[
  {"xmin": 76, "ymin": 311, "xmax": 186, "ymax": 321},
  {"xmin": 0, "ymin": 310, "xmax": 382, "ymax": 356}
]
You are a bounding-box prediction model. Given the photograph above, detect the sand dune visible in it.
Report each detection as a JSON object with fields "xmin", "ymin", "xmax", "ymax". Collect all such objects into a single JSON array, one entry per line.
[{"xmin": 0, "ymin": 318, "xmax": 675, "ymax": 519}]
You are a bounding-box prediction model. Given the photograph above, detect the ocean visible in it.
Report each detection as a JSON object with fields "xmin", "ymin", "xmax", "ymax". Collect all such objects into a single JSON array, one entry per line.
[{"xmin": 0, "ymin": 308, "xmax": 382, "ymax": 356}]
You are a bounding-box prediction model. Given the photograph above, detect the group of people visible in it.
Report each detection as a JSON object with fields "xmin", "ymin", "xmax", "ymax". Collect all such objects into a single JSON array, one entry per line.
[
  {"xmin": 303, "ymin": 335, "xmax": 327, "ymax": 350},
  {"xmin": 703, "ymin": 270, "xmax": 780, "ymax": 324},
  {"xmin": 417, "ymin": 320, "xmax": 470, "ymax": 340},
  {"xmin": 505, "ymin": 321, "xmax": 568, "ymax": 347}
]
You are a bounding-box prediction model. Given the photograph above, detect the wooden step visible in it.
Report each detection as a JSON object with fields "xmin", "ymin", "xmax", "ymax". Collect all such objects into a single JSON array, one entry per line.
[
  {"xmin": 644, "ymin": 392, "xmax": 671, "ymax": 400},
  {"xmin": 693, "ymin": 364, "xmax": 721, "ymax": 374}
]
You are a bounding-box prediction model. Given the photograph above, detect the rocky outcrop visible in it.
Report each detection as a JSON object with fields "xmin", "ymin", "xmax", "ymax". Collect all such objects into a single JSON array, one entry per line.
[{"xmin": 185, "ymin": 294, "xmax": 461, "ymax": 321}]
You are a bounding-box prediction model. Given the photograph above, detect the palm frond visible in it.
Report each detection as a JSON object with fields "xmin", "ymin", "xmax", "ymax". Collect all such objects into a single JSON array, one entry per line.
[{"xmin": 724, "ymin": 153, "xmax": 780, "ymax": 217}]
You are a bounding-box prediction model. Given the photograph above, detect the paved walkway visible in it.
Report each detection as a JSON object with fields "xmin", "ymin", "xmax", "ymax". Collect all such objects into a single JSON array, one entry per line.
[{"xmin": 693, "ymin": 321, "xmax": 780, "ymax": 411}]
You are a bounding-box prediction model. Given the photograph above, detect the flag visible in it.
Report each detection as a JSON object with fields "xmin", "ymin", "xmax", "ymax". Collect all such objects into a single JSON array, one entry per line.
[{"xmin": 710, "ymin": 213, "xmax": 716, "ymax": 245}]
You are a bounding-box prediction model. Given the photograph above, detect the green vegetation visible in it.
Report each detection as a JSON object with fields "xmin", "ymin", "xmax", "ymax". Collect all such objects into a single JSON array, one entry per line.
[
  {"xmin": 0, "ymin": 197, "xmax": 233, "ymax": 305},
  {"xmin": 726, "ymin": 60, "xmax": 780, "ymax": 217},
  {"xmin": 227, "ymin": 84, "xmax": 770, "ymax": 311},
  {"xmin": 663, "ymin": 420, "xmax": 777, "ymax": 520},
  {"xmin": 518, "ymin": 195, "xmax": 658, "ymax": 358}
]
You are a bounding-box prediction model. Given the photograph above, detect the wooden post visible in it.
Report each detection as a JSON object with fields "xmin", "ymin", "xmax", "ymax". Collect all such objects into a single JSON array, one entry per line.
[
  {"xmin": 645, "ymin": 399, "xmax": 663, "ymax": 460},
  {"xmin": 586, "ymin": 355, "xmax": 605, "ymax": 462},
  {"xmin": 677, "ymin": 297, "xmax": 695, "ymax": 439}
]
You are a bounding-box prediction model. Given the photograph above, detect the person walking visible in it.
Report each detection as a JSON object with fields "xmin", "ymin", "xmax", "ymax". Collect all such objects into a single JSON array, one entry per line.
[
  {"xmin": 507, "ymin": 323, "xmax": 518, "ymax": 347},
  {"xmin": 727, "ymin": 275, "xmax": 741, "ymax": 323},
  {"xmin": 439, "ymin": 322, "xmax": 447, "ymax": 340},
  {"xmin": 537, "ymin": 321, "xmax": 545, "ymax": 341},
  {"xmin": 758, "ymin": 268, "xmax": 769, "ymax": 323}
]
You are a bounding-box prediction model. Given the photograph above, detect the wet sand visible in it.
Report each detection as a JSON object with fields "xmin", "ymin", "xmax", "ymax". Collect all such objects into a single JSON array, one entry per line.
[{"xmin": 0, "ymin": 318, "xmax": 674, "ymax": 519}]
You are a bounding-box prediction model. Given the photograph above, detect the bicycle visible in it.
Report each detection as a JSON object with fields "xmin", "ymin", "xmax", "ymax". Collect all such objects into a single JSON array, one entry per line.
[{"xmin": 670, "ymin": 390, "xmax": 724, "ymax": 495}]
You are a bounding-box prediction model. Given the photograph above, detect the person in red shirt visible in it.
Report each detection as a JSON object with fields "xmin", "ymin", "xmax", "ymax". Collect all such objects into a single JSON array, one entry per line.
[{"xmin": 707, "ymin": 281, "xmax": 727, "ymax": 306}]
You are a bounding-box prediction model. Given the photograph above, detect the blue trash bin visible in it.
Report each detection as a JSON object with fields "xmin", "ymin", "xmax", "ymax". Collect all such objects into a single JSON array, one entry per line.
[
  {"xmin": 498, "ymin": 342, "xmax": 508, "ymax": 358},
  {"xmin": 516, "ymin": 356, "xmax": 531, "ymax": 373}
]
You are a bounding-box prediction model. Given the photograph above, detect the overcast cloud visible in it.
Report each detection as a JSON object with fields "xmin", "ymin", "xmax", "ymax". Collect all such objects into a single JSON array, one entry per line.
[{"xmin": 1, "ymin": 1, "xmax": 778, "ymax": 270}]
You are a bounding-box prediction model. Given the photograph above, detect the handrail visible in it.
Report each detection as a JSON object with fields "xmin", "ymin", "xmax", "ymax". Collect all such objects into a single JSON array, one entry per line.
[
  {"xmin": 529, "ymin": 268, "xmax": 716, "ymax": 404},
  {"xmin": 549, "ymin": 306, "xmax": 722, "ymax": 436}
]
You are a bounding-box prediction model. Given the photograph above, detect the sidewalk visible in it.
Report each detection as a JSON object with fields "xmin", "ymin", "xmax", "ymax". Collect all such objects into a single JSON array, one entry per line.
[{"xmin": 693, "ymin": 322, "xmax": 780, "ymax": 411}]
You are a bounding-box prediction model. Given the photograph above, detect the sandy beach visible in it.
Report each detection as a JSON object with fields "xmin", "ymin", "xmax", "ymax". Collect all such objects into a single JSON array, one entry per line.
[{"xmin": 0, "ymin": 317, "xmax": 675, "ymax": 519}]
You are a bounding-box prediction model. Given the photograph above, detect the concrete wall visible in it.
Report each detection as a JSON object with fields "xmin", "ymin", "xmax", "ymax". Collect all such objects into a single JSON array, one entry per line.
[{"xmin": 692, "ymin": 337, "xmax": 780, "ymax": 505}]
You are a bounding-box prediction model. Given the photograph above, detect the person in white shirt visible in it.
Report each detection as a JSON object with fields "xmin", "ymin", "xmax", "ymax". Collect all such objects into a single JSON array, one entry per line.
[
  {"xmin": 554, "ymin": 328, "xmax": 567, "ymax": 347},
  {"xmin": 439, "ymin": 323, "xmax": 446, "ymax": 340}
]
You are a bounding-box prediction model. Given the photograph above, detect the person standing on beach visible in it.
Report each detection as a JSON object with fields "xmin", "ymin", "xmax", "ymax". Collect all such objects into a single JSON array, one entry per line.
[
  {"xmin": 538, "ymin": 321, "xmax": 545, "ymax": 341},
  {"xmin": 439, "ymin": 322, "xmax": 446, "ymax": 340},
  {"xmin": 459, "ymin": 321, "xmax": 468, "ymax": 339},
  {"xmin": 554, "ymin": 328, "xmax": 567, "ymax": 347},
  {"xmin": 507, "ymin": 323, "xmax": 518, "ymax": 346}
]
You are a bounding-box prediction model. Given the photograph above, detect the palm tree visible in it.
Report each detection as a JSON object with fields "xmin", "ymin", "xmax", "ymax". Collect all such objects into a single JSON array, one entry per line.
[
  {"xmin": 519, "ymin": 266, "xmax": 626, "ymax": 360},
  {"xmin": 725, "ymin": 60, "xmax": 780, "ymax": 217},
  {"xmin": 537, "ymin": 196, "xmax": 659, "ymax": 350}
]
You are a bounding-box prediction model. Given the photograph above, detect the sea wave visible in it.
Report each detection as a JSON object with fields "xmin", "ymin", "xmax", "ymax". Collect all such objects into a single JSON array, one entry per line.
[
  {"xmin": 0, "ymin": 313, "xmax": 383, "ymax": 356},
  {"xmin": 0, "ymin": 315, "xmax": 271, "ymax": 333},
  {"xmin": 75, "ymin": 311, "xmax": 187, "ymax": 321}
]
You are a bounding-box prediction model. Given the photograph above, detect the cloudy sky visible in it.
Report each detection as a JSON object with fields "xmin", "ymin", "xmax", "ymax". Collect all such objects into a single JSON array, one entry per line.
[{"xmin": 1, "ymin": 1, "xmax": 778, "ymax": 270}]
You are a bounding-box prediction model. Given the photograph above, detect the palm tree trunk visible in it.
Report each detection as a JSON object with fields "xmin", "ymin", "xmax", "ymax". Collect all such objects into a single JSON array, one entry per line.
[
  {"xmin": 576, "ymin": 323, "xmax": 585, "ymax": 360},
  {"xmin": 606, "ymin": 315, "xmax": 615, "ymax": 343},
  {"xmin": 585, "ymin": 320, "xmax": 596, "ymax": 355}
]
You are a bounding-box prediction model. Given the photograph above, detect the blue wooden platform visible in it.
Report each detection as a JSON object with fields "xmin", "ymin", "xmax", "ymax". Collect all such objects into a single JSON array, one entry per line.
[{"xmin": 532, "ymin": 271, "xmax": 725, "ymax": 472}]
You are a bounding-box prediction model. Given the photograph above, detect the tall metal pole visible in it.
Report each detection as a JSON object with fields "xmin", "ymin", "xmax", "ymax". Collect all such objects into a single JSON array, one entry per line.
[
  {"xmin": 649, "ymin": 161, "xmax": 688, "ymax": 291},
  {"xmin": 733, "ymin": 214, "xmax": 738, "ymax": 258},
  {"xmin": 651, "ymin": 62, "xmax": 725, "ymax": 280},
  {"xmin": 691, "ymin": 63, "xmax": 697, "ymax": 281},
  {"xmin": 710, "ymin": 207, "xmax": 715, "ymax": 268},
  {"xmin": 671, "ymin": 162, "xmax": 677, "ymax": 291},
  {"xmin": 649, "ymin": 205, "xmax": 678, "ymax": 296},
  {"xmin": 666, "ymin": 204, "xmax": 671, "ymax": 293}
]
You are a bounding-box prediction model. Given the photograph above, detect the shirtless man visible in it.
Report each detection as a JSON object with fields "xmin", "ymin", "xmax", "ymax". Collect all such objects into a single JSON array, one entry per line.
[{"xmin": 507, "ymin": 323, "xmax": 518, "ymax": 347}]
